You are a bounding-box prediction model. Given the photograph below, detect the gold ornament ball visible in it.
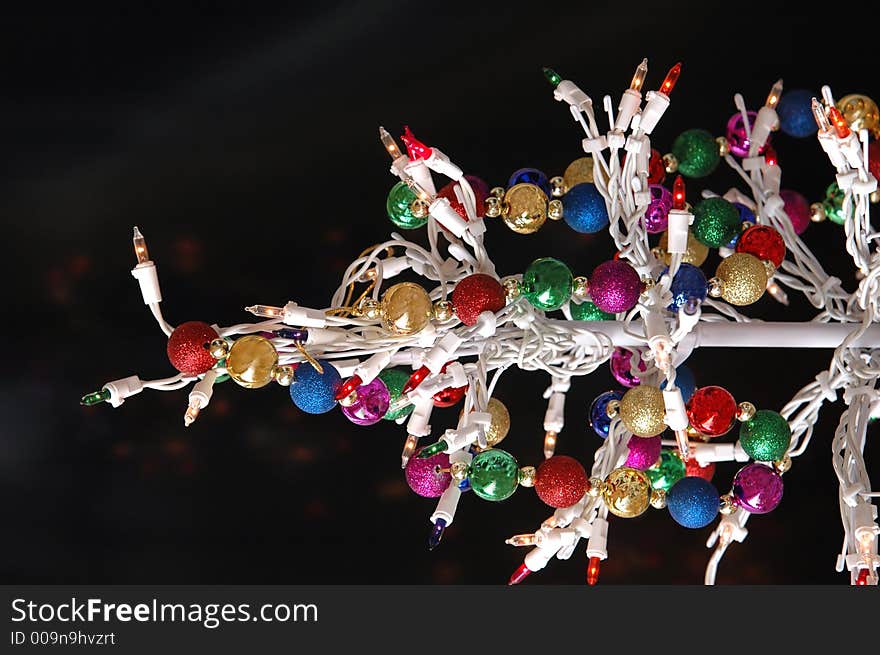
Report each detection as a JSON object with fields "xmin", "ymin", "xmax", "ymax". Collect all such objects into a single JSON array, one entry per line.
[
  {"xmin": 380, "ymin": 282, "xmax": 433, "ymax": 335},
  {"xmin": 502, "ymin": 183, "xmax": 547, "ymax": 234},
  {"xmin": 619, "ymin": 385, "xmax": 667, "ymax": 437},
  {"xmin": 715, "ymin": 252, "xmax": 768, "ymax": 306},
  {"xmin": 836, "ymin": 93, "xmax": 880, "ymax": 136},
  {"xmin": 602, "ymin": 467, "xmax": 652, "ymax": 518},
  {"xmin": 225, "ymin": 335, "xmax": 279, "ymax": 389},
  {"xmin": 562, "ymin": 156, "xmax": 595, "ymax": 189},
  {"xmin": 485, "ymin": 398, "xmax": 511, "ymax": 447},
  {"xmin": 658, "ymin": 230, "xmax": 709, "ymax": 267}
]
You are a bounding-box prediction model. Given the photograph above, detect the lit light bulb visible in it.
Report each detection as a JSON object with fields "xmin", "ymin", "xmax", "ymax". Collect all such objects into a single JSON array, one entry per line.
[
  {"xmin": 855, "ymin": 569, "xmax": 870, "ymax": 585},
  {"xmin": 245, "ymin": 304, "xmax": 284, "ymax": 318},
  {"xmin": 764, "ymin": 145, "xmax": 778, "ymax": 166},
  {"xmin": 586, "ymin": 556, "xmax": 601, "ymax": 585},
  {"xmin": 674, "ymin": 428, "xmax": 691, "ymax": 461},
  {"xmin": 828, "ymin": 106, "xmax": 852, "ymax": 139},
  {"xmin": 811, "ymin": 98, "xmax": 831, "ymax": 131},
  {"xmin": 765, "ymin": 79, "xmax": 783, "ymax": 109},
  {"xmin": 672, "ymin": 175, "xmax": 686, "ymax": 210},
  {"xmin": 543, "ymin": 431, "xmax": 557, "ymax": 459},
  {"xmin": 400, "ymin": 126, "xmax": 433, "ymax": 161},
  {"xmin": 766, "ymin": 281, "xmax": 789, "ymax": 306},
  {"xmin": 274, "ymin": 328, "xmax": 308, "ymax": 341},
  {"xmin": 508, "ymin": 563, "xmax": 532, "ymax": 585},
  {"xmin": 659, "ymin": 62, "xmax": 681, "ymax": 97},
  {"xmin": 184, "ymin": 402, "xmax": 202, "ymax": 427},
  {"xmin": 629, "ymin": 58, "xmax": 648, "ymax": 92},
  {"xmin": 378, "ymin": 126, "xmax": 405, "ymax": 161},
  {"xmin": 542, "ymin": 67, "xmax": 562, "ymax": 87},
  {"xmin": 417, "ymin": 439, "xmax": 448, "ymax": 459},
  {"xmin": 401, "ymin": 435, "xmax": 418, "ymax": 468},
  {"xmin": 428, "ymin": 518, "xmax": 446, "ymax": 550},
  {"xmin": 506, "ymin": 533, "xmax": 537, "ymax": 547},
  {"xmin": 403, "ymin": 366, "xmax": 431, "ymax": 394},
  {"xmin": 132, "ymin": 226, "xmax": 150, "ymax": 264},
  {"xmin": 335, "ymin": 375, "xmax": 363, "ymax": 401},
  {"xmin": 80, "ymin": 389, "xmax": 111, "ymax": 406},
  {"xmin": 403, "ymin": 177, "xmax": 433, "ymax": 203}
]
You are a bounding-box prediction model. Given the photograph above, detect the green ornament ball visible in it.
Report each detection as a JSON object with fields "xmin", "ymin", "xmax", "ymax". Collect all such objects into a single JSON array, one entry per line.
[
  {"xmin": 692, "ymin": 197, "xmax": 742, "ymax": 248},
  {"xmin": 739, "ymin": 409, "xmax": 791, "ymax": 462},
  {"xmin": 570, "ymin": 300, "xmax": 615, "ymax": 321},
  {"xmin": 671, "ymin": 129, "xmax": 720, "ymax": 178},
  {"xmin": 468, "ymin": 448, "xmax": 520, "ymax": 501},
  {"xmin": 378, "ymin": 368, "xmax": 414, "ymax": 421},
  {"xmin": 823, "ymin": 182, "xmax": 847, "ymax": 225},
  {"xmin": 386, "ymin": 181, "xmax": 427, "ymax": 230},
  {"xmin": 646, "ymin": 450, "xmax": 686, "ymax": 492},
  {"xmin": 522, "ymin": 257, "xmax": 574, "ymax": 311}
]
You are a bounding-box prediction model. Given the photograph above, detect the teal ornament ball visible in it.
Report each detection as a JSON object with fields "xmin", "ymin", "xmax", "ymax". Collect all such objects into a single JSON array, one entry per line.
[
  {"xmin": 386, "ymin": 181, "xmax": 427, "ymax": 230},
  {"xmin": 739, "ymin": 410, "xmax": 791, "ymax": 462},
  {"xmin": 671, "ymin": 129, "xmax": 720, "ymax": 178},
  {"xmin": 692, "ymin": 197, "xmax": 742, "ymax": 248},
  {"xmin": 468, "ymin": 449, "xmax": 520, "ymax": 501}
]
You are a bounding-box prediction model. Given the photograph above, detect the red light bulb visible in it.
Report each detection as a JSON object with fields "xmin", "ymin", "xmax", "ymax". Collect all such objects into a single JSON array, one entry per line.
[
  {"xmin": 672, "ymin": 175, "xmax": 686, "ymax": 210},
  {"xmin": 659, "ymin": 62, "xmax": 681, "ymax": 97},
  {"xmin": 432, "ymin": 362, "xmax": 468, "ymax": 408},
  {"xmin": 827, "ymin": 107, "xmax": 851, "ymax": 139},
  {"xmin": 764, "ymin": 145, "xmax": 778, "ymax": 167},
  {"xmin": 334, "ymin": 374, "xmax": 362, "ymax": 401},
  {"xmin": 508, "ymin": 563, "xmax": 532, "ymax": 585},
  {"xmin": 402, "ymin": 366, "xmax": 430, "ymax": 394},
  {"xmin": 401, "ymin": 126, "xmax": 433, "ymax": 160},
  {"xmin": 855, "ymin": 569, "xmax": 870, "ymax": 585},
  {"xmin": 587, "ymin": 556, "xmax": 601, "ymax": 585}
]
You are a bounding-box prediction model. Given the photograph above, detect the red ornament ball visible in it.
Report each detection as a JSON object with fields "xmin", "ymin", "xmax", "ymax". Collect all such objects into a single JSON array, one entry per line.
[
  {"xmin": 452, "ymin": 273, "xmax": 506, "ymax": 326},
  {"xmin": 686, "ymin": 386, "xmax": 738, "ymax": 438},
  {"xmin": 868, "ymin": 140, "xmax": 880, "ymax": 182},
  {"xmin": 437, "ymin": 175, "xmax": 490, "ymax": 220},
  {"xmin": 534, "ymin": 455, "xmax": 589, "ymax": 508},
  {"xmin": 166, "ymin": 321, "xmax": 219, "ymax": 375},
  {"xmin": 736, "ymin": 225, "xmax": 786, "ymax": 267},
  {"xmin": 648, "ymin": 148, "xmax": 666, "ymax": 185},
  {"xmin": 685, "ymin": 457, "xmax": 716, "ymax": 482},
  {"xmin": 432, "ymin": 362, "xmax": 468, "ymax": 408}
]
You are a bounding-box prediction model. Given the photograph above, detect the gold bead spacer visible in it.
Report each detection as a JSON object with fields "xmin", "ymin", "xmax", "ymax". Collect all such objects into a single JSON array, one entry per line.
[
  {"xmin": 716, "ymin": 136, "xmax": 730, "ymax": 157},
  {"xmin": 572, "ymin": 276, "xmax": 590, "ymax": 299},
  {"xmin": 485, "ymin": 196, "xmax": 503, "ymax": 218},
  {"xmin": 707, "ymin": 277, "xmax": 724, "ymax": 298},
  {"xmin": 518, "ymin": 466, "xmax": 536, "ymax": 487},
  {"xmin": 871, "ymin": 189, "xmax": 880, "ymax": 204},
  {"xmin": 490, "ymin": 186, "xmax": 506, "ymax": 199},
  {"xmin": 450, "ymin": 461, "xmax": 470, "ymax": 482},
  {"xmin": 605, "ymin": 399, "xmax": 620, "ymax": 419},
  {"xmin": 410, "ymin": 199, "xmax": 429, "ymax": 219},
  {"xmin": 272, "ymin": 365, "xmax": 296, "ymax": 387},
  {"xmin": 433, "ymin": 299, "xmax": 455, "ymax": 322},
  {"xmin": 357, "ymin": 298, "xmax": 382, "ymax": 320},
  {"xmin": 719, "ymin": 494, "xmax": 737, "ymax": 515},
  {"xmin": 339, "ymin": 390, "xmax": 358, "ymax": 407},
  {"xmin": 549, "ymin": 176, "xmax": 566, "ymax": 198},
  {"xmin": 810, "ymin": 202, "xmax": 827, "ymax": 222},
  {"xmin": 208, "ymin": 338, "xmax": 230, "ymax": 359},
  {"xmin": 502, "ymin": 277, "xmax": 521, "ymax": 301},
  {"xmin": 587, "ymin": 477, "xmax": 604, "ymax": 497},
  {"xmin": 662, "ymin": 153, "xmax": 679, "ymax": 174},
  {"xmin": 774, "ymin": 454, "xmax": 792, "ymax": 474},
  {"xmin": 736, "ymin": 401, "xmax": 756, "ymax": 422},
  {"xmin": 547, "ymin": 198, "xmax": 564, "ymax": 221},
  {"xmin": 650, "ymin": 489, "xmax": 667, "ymax": 509}
]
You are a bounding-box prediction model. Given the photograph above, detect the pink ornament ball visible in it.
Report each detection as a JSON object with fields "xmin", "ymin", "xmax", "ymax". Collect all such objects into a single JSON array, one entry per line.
[
  {"xmin": 405, "ymin": 448, "xmax": 452, "ymax": 498},
  {"xmin": 780, "ymin": 189, "xmax": 810, "ymax": 235},
  {"xmin": 341, "ymin": 377, "xmax": 390, "ymax": 426},
  {"xmin": 589, "ymin": 260, "xmax": 641, "ymax": 313},
  {"xmin": 610, "ymin": 347, "xmax": 646, "ymax": 388},
  {"xmin": 624, "ymin": 435, "xmax": 662, "ymax": 470}
]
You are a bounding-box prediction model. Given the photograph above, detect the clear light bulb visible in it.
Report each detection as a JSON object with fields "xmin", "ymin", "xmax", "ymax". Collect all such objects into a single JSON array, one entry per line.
[
  {"xmin": 132, "ymin": 226, "xmax": 150, "ymax": 264},
  {"xmin": 506, "ymin": 533, "xmax": 537, "ymax": 547},
  {"xmin": 543, "ymin": 431, "xmax": 557, "ymax": 459},
  {"xmin": 629, "ymin": 58, "xmax": 648, "ymax": 92},
  {"xmin": 245, "ymin": 304, "xmax": 284, "ymax": 318},
  {"xmin": 811, "ymin": 98, "xmax": 831, "ymax": 131},
  {"xmin": 765, "ymin": 79, "xmax": 783, "ymax": 108},
  {"xmin": 400, "ymin": 435, "xmax": 418, "ymax": 468},
  {"xmin": 378, "ymin": 126, "xmax": 404, "ymax": 161}
]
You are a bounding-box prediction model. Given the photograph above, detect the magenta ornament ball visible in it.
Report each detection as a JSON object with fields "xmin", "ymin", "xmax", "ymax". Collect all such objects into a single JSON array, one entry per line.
[
  {"xmin": 732, "ymin": 463, "xmax": 783, "ymax": 514},
  {"xmin": 780, "ymin": 189, "xmax": 811, "ymax": 235},
  {"xmin": 589, "ymin": 260, "xmax": 641, "ymax": 313},
  {"xmin": 644, "ymin": 185, "xmax": 672, "ymax": 234},
  {"xmin": 610, "ymin": 347, "xmax": 646, "ymax": 388},
  {"xmin": 624, "ymin": 435, "xmax": 662, "ymax": 470},
  {"xmin": 341, "ymin": 377, "xmax": 391, "ymax": 426},
  {"xmin": 405, "ymin": 448, "xmax": 452, "ymax": 498}
]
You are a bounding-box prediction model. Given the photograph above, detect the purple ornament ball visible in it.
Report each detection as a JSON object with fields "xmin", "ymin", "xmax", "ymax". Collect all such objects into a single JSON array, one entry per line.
[
  {"xmin": 726, "ymin": 111, "xmax": 770, "ymax": 158},
  {"xmin": 610, "ymin": 347, "xmax": 646, "ymax": 388},
  {"xmin": 780, "ymin": 189, "xmax": 810, "ymax": 235},
  {"xmin": 341, "ymin": 377, "xmax": 390, "ymax": 426},
  {"xmin": 405, "ymin": 448, "xmax": 452, "ymax": 498},
  {"xmin": 732, "ymin": 463, "xmax": 783, "ymax": 514},
  {"xmin": 624, "ymin": 435, "xmax": 662, "ymax": 470},
  {"xmin": 644, "ymin": 185, "xmax": 672, "ymax": 234},
  {"xmin": 589, "ymin": 260, "xmax": 641, "ymax": 313}
]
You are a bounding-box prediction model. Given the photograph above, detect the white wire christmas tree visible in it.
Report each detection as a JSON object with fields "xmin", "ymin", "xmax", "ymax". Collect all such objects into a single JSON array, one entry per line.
[{"xmin": 82, "ymin": 59, "xmax": 880, "ymax": 585}]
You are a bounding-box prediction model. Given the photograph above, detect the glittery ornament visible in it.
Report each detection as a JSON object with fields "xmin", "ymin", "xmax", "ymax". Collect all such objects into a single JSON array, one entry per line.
[
  {"xmin": 644, "ymin": 185, "xmax": 672, "ymax": 234},
  {"xmin": 733, "ymin": 463, "xmax": 783, "ymax": 514},
  {"xmin": 646, "ymin": 450, "xmax": 686, "ymax": 491},
  {"xmin": 437, "ymin": 175, "xmax": 489, "ymax": 220},
  {"xmin": 610, "ymin": 347, "xmax": 646, "ymax": 388},
  {"xmin": 378, "ymin": 368, "xmax": 414, "ymax": 421},
  {"xmin": 667, "ymin": 477, "xmax": 720, "ymax": 528},
  {"xmin": 405, "ymin": 448, "xmax": 451, "ymax": 498},
  {"xmin": 522, "ymin": 257, "xmax": 573, "ymax": 311},
  {"xmin": 624, "ymin": 435, "xmax": 661, "ymax": 470},
  {"xmin": 534, "ymin": 455, "xmax": 589, "ymax": 508},
  {"xmin": 660, "ymin": 365, "xmax": 696, "ymax": 403},
  {"xmin": 716, "ymin": 252, "xmax": 768, "ymax": 306},
  {"xmin": 648, "ymin": 148, "xmax": 666, "ymax": 184},
  {"xmin": 687, "ymin": 386, "xmax": 737, "ymax": 437},
  {"xmin": 739, "ymin": 409, "xmax": 791, "ymax": 462},
  {"xmin": 589, "ymin": 260, "xmax": 641, "ymax": 313},
  {"xmin": 671, "ymin": 129, "xmax": 720, "ymax": 178},
  {"xmin": 736, "ymin": 225, "xmax": 786, "ymax": 267},
  {"xmin": 692, "ymin": 197, "xmax": 741, "ymax": 248},
  {"xmin": 777, "ymin": 89, "xmax": 818, "ymax": 138},
  {"xmin": 562, "ymin": 182, "xmax": 609, "ymax": 233},
  {"xmin": 469, "ymin": 449, "xmax": 519, "ymax": 501},
  {"xmin": 836, "ymin": 93, "xmax": 880, "ymax": 136},
  {"xmin": 659, "ymin": 230, "xmax": 709, "ymax": 266},
  {"xmin": 685, "ymin": 457, "xmax": 715, "ymax": 481},
  {"xmin": 602, "ymin": 467, "xmax": 652, "ymax": 518},
  {"xmin": 780, "ymin": 189, "xmax": 811, "ymax": 234},
  {"xmin": 484, "ymin": 398, "xmax": 511, "ymax": 447},
  {"xmin": 619, "ymin": 385, "xmax": 667, "ymax": 437},
  {"xmin": 452, "ymin": 273, "xmax": 506, "ymax": 326},
  {"xmin": 503, "ymin": 183, "xmax": 548, "ymax": 234},
  {"xmin": 166, "ymin": 321, "xmax": 220, "ymax": 376},
  {"xmin": 666, "ymin": 263, "xmax": 708, "ymax": 312},
  {"xmin": 823, "ymin": 182, "xmax": 847, "ymax": 225},
  {"xmin": 869, "ymin": 141, "xmax": 880, "ymax": 182},
  {"xmin": 589, "ymin": 390, "xmax": 624, "ymax": 438},
  {"xmin": 725, "ymin": 111, "xmax": 769, "ymax": 158},
  {"xmin": 341, "ymin": 377, "xmax": 390, "ymax": 426},
  {"xmin": 225, "ymin": 335, "xmax": 278, "ymax": 389},
  {"xmin": 570, "ymin": 300, "xmax": 614, "ymax": 321},
  {"xmin": 563, "ymin": 156, "xmax": 595, "ymax": 189},
  {"xmin": 508, "ymin": 167, "xmax": 551, "ymax": 198},
  {"xmin": 381, "ymin": 282, "xmax": 433, "ymax": 335},
  {"xmin": 289, "ymin": 359, "xmax": 341, "ymax": 414},
  {"xmin": 386, "ymin": 181, "xmax": 427, "ymax": 230}
]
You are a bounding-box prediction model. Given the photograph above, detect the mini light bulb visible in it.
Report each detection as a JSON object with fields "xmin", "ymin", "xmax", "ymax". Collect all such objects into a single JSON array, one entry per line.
[
  {"xmin": 506, "ymin": 533, "xmax": 537, "ymax": 547},
  {"xmin": 400, "ymin": 126, "xmax": 433, "ymax": 161},
  {"xmin": 335, "ymin": 375, "xmax": 363, "ymax": 401},
  {"xmin": 766, "ymin": 280, "xmax": 789, "ymax": 306},
  {"xmin": 417, "ymin": 439, "xmax": 448, "ymax": 459},
  {"xmin": 403, "ymin": 177, "xmax": 433, "ymax": 203},
  {"xmin": 81, "ymin": 388, "xmax": 111, "ymax": 406},
  {"xmin": 542, "ymin": 67, "xmax": 562, "ymax": 87},
  {"xmin": 401, "ymin": 434, "xmax": 418, "ymax": 468},
  {"xmin": 274, "ymin": 328, "xmax": 308, "ymax": 341},
  {"xmin": 672, "ymin": 175, "xmax": 686, "ymax": 210},
  {"xmin": 544, "ymin": 431, "xmax": 557, "ymax": 459},
  {"xmin": 427, "ymin": 518, "xmax": 446, "ymax": 550},
  {"xmin": 629, "ymin": 58, "xmax": 648, "ymax": 92},
  {"xmin": 828, "ymin": 106, "xmax": 852, "ymax": 139},
  {"xmin": 659, "ymin": 62, "xmax": 682, "ymax": 97},
  {"xmin": 132, "ymin": 226, "xmax": 150, "ymax": 264},
  {"xmin": 403, "ymin": 365, "xmax": 431, "ymax": 394},
  {"xmin": 508, "ymin": 563, "xmax": 532, "ymax": 585},
  {"xmin": 765, "ymin": 79, "xmax": 783, "ymax": 109},
  {"xmin": 811, "ymin": 98, "xmax": 831, "ymax": 131},
  {"xmin": 245, "ymin": 304, "xmax": 284, "ymax": 318},
  {"xmin": 587, "ymin": 556, "xmax": 601, "ymax": 585},
  {"xmin": 674, "ymin": 428, "xmax": 690, "ymax": 461},
  {"xmin": 184, "ymin": 401, "xmax": 202, "ymax": 427},
  {"xmin": 378, "ymin": 126, "xmax": 405, "ymax": 161}
]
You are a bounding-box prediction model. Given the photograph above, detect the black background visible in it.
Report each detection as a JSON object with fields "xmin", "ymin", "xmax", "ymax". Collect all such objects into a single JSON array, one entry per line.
[{"xmin": 3, "ymin": 1, "xmax": 877, "ymax": 584}]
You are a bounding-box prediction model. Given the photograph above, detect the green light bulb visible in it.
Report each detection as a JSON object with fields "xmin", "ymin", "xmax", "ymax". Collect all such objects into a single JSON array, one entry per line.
[
  {"xmin": 417, "ymin": 439, "xmax": 448, "ymax": 459},
  {"xmin": 80, "ymin": 389, "xmax": 111, "ymax": 406},
  {"xmin": 542, "ymin": 67, "xmax": 562, "ymax": 88}
]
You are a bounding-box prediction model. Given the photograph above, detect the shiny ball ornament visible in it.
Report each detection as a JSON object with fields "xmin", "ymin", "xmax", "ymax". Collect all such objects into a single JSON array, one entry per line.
[
  {"xmin": 380, "ymin": 282, "xmax": 433, "ymax": 335},
  {"xmin": 534, "ymin": 455, "xmax": 589, "ymax": 508},
  {"xmin": 687, "ymin": 386, "xmax": 737, "ymax": 437},
  {"xmin": 508, "ymin": 167, "xmax": 551, "ymax": 198},
  {"xmin": 166, "ymin": 321, "xmax": 220, "ymax": 376},
  {"xmin": 624, "ymin": 435, "xmax": 661, "ymax": 471},
  {"xmin": 666, "ymin": 263, "xmax": 708, "ymax": 312},
  {"xmin": 386, "ymin": 181, "xmax": 427, "ymax": 230},
  {"xmin": 660, "ymin": 365, "xmax": 696, "ymax": 403},
  {"xmin": 685, "ymin": 457, "xmax": 715, "ymax": 481},
  {"xmin": 777, "ymin": 89, "xmax": 818, "ymax": 138},
  {"xmin": 692, "ymin": 197, "xmax": 741, "ymax": 248},
  {"xmin": 733, "ymin": 463, "xmax": 784, "ymax": 514},
  {"xmin": 725, "ymin": 111, "xmax": 769, "ymax": 158},
  {"xmin": 289, "ymin": 359, "xmax": 341, "ymax": 414},
  {"xmin": 646, "ymin": 450, "xmax": 686, "ymax": 492},
  {"xmin": 736, "ymin": 225, "xmax": 786, "ymax": 268},
  {"xmin": 437, "ymin": 175, "xmax": 489, "ymax": 220},
  {"xmin": 208, "ymin": 338, "xmax": 230, "ymax": 360},
  {"xmin": 659, "ymin": 230, "xmax": 709, "ymax": 266},
  {"xmin": 521, "ymin": 257, "xmax": 573, "ymax": 311},
  {"xmin": 602, "ymin": 467, "xmax": 652, "ymax": 518},
  {"xmin": 502, "ymin": 183, "xmax": 548, "ymax": 234},
  {"xmin": 869, "ymin": 140, "xmax": 880, "ymax": 182},
  {"xmin": 644, "ymin": 185, "xmax": 672, "ymax": 234},
  {"xmin": 405, "ymin": 448, "xmax": 451, "ymax": 498},
  {"xmin": 562, "ymin": 156, "xmax": 595, "ymax": 189},
  {"xmin": 589, "ymin": 390, "xmax": 624, "ymax": 439},
  {"xmin": 780, "ymin": 189, "xmax": 811, "ymax": 234},
  {"xmin": 610, "ymin": 347, "xmax": 646, "ymax": 388},
  {"xmin": 570, "ymin": 300, "xmax": 614, "ymax": 321},
  {"xmin": 468, "ymin": 449, "xmax": 520, "ymax": 502},
  {"xmin": 724, "ymin": 202, "xmax": 757, "ymax": 248},
  {"xmin": 739, "ymin": 409, "xmax": 791, "ymax": 462},
  {"xmin": 225, "ymin": 335, "xmax": 279, "ymax": 389},
  {"xmin": 561, "ymin": 182, "xmax": 609, "ymax": 233},
  {"xmin": 432, "ymin": 362, "xmax": 468, "ymax": 408},
  {"xmin": 836, "ymin": 93, "xmax": 880, "ymax": 136},
  {"xmin": 715, "ymin": 252, "xmax": 768, "ymax": 306},
  {"xmin": 341, "ymin": 377, "xmax": 390, "ymax": 426},
  {"xmin": 648, "ymin": 148, "xmax": 666, "ymax": 184},
  {"xmin": 667, "ymin": 477, "xmax": 720, "ymax": 529},
  {"xmin": 482, "ymin": 398, "xmax": 511, "ymax": 447},
  {"xmin": 619, "ymin": 385, "xmax": 667, "ymax": 437},
  {"xmin": 823, "ymin": 182, "xmax": 847, "ymax": 225},
  {"xmin": 378, "ymin": 368, "xmax": 414, "ymax": 421},
  {"xmin": 451, "ymin": 273, "xmax": 506, "ymax": 326},
  {"xmin": 671, "ymin": 129, "xmax": 720, "ymax": 178},
  {"xmin": 589, "ymin": 259, "xmax": 641, "ymax": 313}
]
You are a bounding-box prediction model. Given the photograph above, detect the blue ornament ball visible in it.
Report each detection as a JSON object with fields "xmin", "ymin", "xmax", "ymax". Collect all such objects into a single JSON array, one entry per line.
[
  {"xmin": 660, "ymin": 365, "xmax": 695, "ymax": 403},
  {"xmin": 665, "ymin": 263, "xmax": 708, "ymax": 312},
  {"xmin": 724, "ymin": 202, "xmax": 756, "ymax": 248},
  {"xmin": 777, "ymin": 89, "xmax": 818, "ymax": 138},
  {"xmin": 562, "ymin": 182, "xmax": 609, "ymax": 234},
  {"xmin": 667, "ymin": 477, "xmax": 720, "ymax": 528},
  {"xmin": 508, "ymin": 167, "xmax": 551, "ymax": 198},
  {"xmin": 289, "ymin": 359, "xmax": 342, "ymax": 414},
  {"xmin": 589, "ymin": 390, "xmax": 624, "ymax": 439}
]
